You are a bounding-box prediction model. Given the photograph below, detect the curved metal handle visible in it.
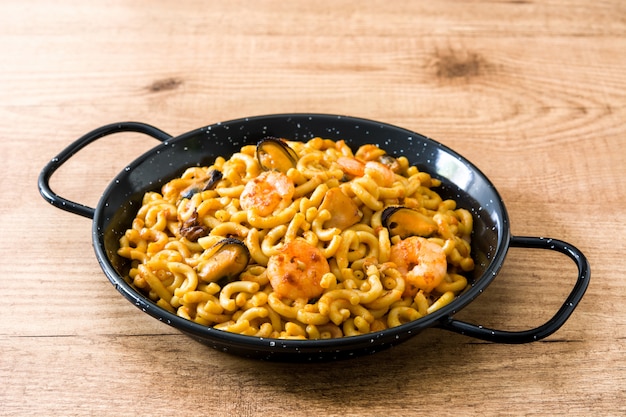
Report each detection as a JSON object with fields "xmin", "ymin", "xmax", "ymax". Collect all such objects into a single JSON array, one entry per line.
[
  {"xmin": 38, "ymin": 121, "xmax": 173, "ymax": 219},
  {"xmin": 439, "ymin": 236, "xmax": 590, "ymax": 343}
]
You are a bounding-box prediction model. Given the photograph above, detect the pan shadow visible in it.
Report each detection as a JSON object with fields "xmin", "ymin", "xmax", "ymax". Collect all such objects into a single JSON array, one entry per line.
[{"xmin": 220, "ymin": 328, "xmax": 486, "ymax": 407}]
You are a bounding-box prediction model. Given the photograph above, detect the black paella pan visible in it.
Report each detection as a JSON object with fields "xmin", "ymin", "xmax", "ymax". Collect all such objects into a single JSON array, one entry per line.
[{"xmin": 38, "ymin": 114, "xmax": 590, "ymax": 361}]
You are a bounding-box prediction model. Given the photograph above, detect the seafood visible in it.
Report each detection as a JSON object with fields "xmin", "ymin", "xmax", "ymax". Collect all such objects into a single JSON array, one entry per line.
[
  {"xmin": 389, "ymin": 236, "xmax": 447, "ymax": 295},
  {"xmin": 180, "ymin": 169, "xmax": 223, "ymax": 199},
  {"xmin": 179, "ymin": 210, "xmax": 209, "ymax": 242},
  {"xmin": 336, "ymin": 156, "xmax": 395, "ymax": 187},
  {"xmin": 381, "ymin": 206, "xmax": 438, "ymax": 239},
  {"xmin": 317, "ymin": 187, "xmax": 362, "ymax": 230},
  {"xmin": 240, "ymin": 170, "xmax": 295, "ymax": 216},
  {"xmin": 336, "ymin": 156, "xmax": 366, "ymax": 177},
  {"xmin": 266, "ymin": 239, "xmax": 330, "ymax": 300},
  {"xmin": 256, "ymin": 137, "xmax": 298, "ymax": 173},
  {"xmin": 196, "ymin": 238, "xmax": 250, "ymax": 284}
]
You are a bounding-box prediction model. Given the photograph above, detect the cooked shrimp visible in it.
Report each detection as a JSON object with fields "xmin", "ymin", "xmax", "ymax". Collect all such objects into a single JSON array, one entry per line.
[
  {"xmin": 355, "ymin": 144, "xmax": 386, "ymax": 161},
  {"xmin": 267, "ymin": 239, "xmax": 330, "ymax": 300},
  {"xmin": 337, "ymin": 156, "xmax": 365, "ymax": 177},
  {"xmin": 336, "ymin": 156, "xmax": 395, "ymax": 187},
  {"xmin": 240, "ymin": 171, "xmax": 295, "ymax": 217},
  {"xmin": 364, "ymin": 161, "xmax": 395, "ymax": 187},
  {"xmin": 389, "ymin": 236, "xmax": 447, "ymax": 295}
]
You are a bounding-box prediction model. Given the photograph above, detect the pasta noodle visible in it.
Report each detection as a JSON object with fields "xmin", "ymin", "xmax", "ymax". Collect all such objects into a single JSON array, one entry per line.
[{"xmin": 118, "ymin": 137, "xmax": 475, "ymax": 339}]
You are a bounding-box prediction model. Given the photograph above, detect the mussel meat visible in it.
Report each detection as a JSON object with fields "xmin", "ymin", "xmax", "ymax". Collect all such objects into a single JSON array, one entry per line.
[
  {"xmin": 256, "ymin": 137, "xmax": 298, "ymax": 173},
  {"xmin": 196, "ymin": 237, "xmax": 250, "ymax": 284},
  {"xmin": 180, "ymin": 210, "xmax": 209, "ymax": 242},
  {"xmin": 381, "ymin": 206, "xmax": 438, "ymax": 239},
  {"xmin": 318, "ymin": 187, "xmax": 362, "ymax": 230}
]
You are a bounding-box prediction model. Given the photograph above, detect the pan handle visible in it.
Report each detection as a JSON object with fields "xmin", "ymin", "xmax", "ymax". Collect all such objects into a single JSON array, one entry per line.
[
  {"xmin": 438, "ymin": 236, "xmax": 590, "ymax": 343},
  {"xmin": 38, "ymin": 122, "xmax": 173, "ymax": 219}
]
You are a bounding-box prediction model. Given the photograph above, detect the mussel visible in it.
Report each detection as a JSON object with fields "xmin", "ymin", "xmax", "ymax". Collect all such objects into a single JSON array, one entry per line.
[
  {"xmin": 256, "ymin": 137, "xmax": 298, "ymax": 173},
  {"xmin": 378, "ymin": 154, "xmax": 402, "ymax": 173},
  {"xmin": 318, "ymin": 187, "xmax": 362, "ymax": 230},
  {"xmin": 180, "ymin": 169, "xmax": 223, "ymax": 200},
  {"xmin": 196, "ymin": 237, "xmax": 250, "ymax": 284},
  {"xmin": 381, "ymin": 206, "xmax": 438, "ymax": 239},
  {"xmin": 180, "ymin": 210, "xmax": 209, "ymax": 242}
]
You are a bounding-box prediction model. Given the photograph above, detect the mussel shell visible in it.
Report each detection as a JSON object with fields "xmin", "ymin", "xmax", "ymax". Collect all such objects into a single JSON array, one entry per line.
[
  {"xmin": 197, "ymin": 237, "xmax": 250, "ymax": 284},
  {"xmin": 180, "ymin": 169, "xmax": 223, "ymax": 200},
  {"xmin": 203, "ymin": 169, "xmax": 223, "ymax": 191},
  {"xmin": 381, "ymin": 206, "xmax": 438, "ymax": 239},
  {"xmin": 256, "ymin": 136, "xmax": 298, "ymax": 172}
]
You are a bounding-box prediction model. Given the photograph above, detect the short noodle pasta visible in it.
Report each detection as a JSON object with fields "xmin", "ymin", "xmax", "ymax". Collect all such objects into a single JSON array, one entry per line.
[{"xmin": 118, "ymin": 137, "xmax": 475, "ymax": 339}]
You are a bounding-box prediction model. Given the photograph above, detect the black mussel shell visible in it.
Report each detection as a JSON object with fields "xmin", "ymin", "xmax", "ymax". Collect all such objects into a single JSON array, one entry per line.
[
  {"xmin": 203, "ymin": 169, "xmax": 223, "ymax": 191},
  {"xmin": 180, "ymin": 169, "xmax": 223, "ymax": 200},
  {"xmin": 256, "ymin": 137, "xmax": 298, "ymax": 172}
]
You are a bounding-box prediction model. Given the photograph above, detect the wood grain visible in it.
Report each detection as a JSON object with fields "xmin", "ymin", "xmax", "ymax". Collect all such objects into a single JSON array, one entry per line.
[{"xmin": 1, "ymin": 0, "xmax": 624, "ymax": 415}]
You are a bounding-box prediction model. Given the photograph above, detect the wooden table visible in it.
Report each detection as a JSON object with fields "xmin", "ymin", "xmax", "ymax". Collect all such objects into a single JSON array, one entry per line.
[{"xmin": 1, "ymin": 0, "xmax": 624, "ymax": 415}]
